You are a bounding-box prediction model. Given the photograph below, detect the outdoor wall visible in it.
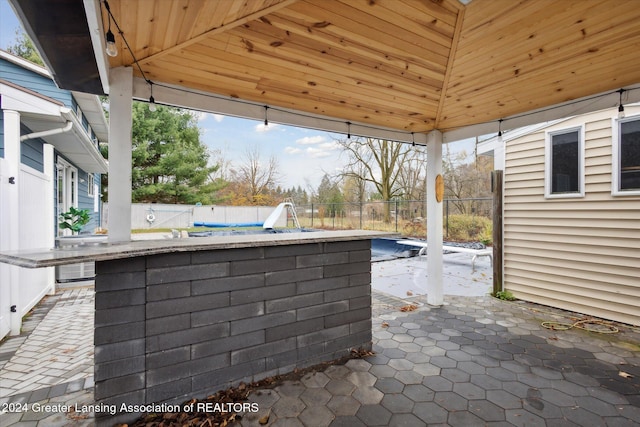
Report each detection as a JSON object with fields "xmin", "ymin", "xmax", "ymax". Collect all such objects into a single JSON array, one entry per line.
[
  {"xmin": 93, "ymin": 239, "xmax": 372, "ymax": 425},
  {"xmin": 503, "ymin": 107, "xmax": 640, "ymax": 326},
  {"xmin": 102, "ymin": 203, "xmax": 288, "ymax": 230}
]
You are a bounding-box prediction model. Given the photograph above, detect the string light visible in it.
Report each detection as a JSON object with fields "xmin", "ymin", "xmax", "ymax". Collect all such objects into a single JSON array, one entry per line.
[
  {"xmin": 618, "ymin": 89, "xmax": 626, "ymax": 119},
  {"xmin": 347, "ymin": 122, "xmax": 351, "ymax": 139},
  {"xmin": 148, "ymin": 82, "xmax": 157, "ymax": 112},
  {"xmin": 411, "ymin": 132, "xmax": 415, "ymax": 147},
  {"xmin": 497, "ymin": 119, "xmax": 503, "ymax": 143},
  {"xmin": 264, "ymin": 106, "xmax": 269, "ymax": 127},
  {"xmin": 103, "ymin": 1, "xmax": 118, "ymax": 57}
]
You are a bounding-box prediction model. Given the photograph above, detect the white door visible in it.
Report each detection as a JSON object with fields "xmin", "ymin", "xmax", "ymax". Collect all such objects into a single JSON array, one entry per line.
[{"xmin": 56, "ymin": 158, "xmax": 78, "ymax": 236}]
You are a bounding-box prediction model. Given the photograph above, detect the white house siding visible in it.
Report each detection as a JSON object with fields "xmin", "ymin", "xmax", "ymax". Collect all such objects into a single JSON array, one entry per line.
[{"xmin": 503, "ymin": 108, "xmax": 640, "ymax": 326}]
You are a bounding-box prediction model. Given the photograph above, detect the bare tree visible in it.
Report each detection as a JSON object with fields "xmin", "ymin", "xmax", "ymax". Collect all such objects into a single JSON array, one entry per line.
[
  {"xmin": 230, "ymin": 146, "xmax": 281, "ymax": 205},
  {"xmin": 337, "ymin": 137, "xmax": 417, "ymax": 222}
]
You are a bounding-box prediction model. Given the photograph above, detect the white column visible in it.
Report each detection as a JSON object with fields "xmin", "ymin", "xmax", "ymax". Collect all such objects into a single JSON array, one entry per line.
[
  {"xmin": 43, "ymin": 143, "xmax": 56, "ymax": 295},
  {"xmin": 108, "ymin": 67, "xmax": 133, "ymax": 243},
  {"xmin": 3, "ymin": 109, "xmax": 22, "ymax": 334},
  {"xmin": 426, "ymin": 130, "xmax": 443, "ymax": 306}
]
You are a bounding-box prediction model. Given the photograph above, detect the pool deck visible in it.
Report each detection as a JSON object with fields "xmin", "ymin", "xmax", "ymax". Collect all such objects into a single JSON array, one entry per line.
[{"xmin": 1, "ymin": 254, "xmax": 639, "ymax": 426}]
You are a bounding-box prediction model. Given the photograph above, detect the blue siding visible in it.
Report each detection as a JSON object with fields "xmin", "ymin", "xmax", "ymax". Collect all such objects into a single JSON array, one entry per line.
[
  {"xmin": 20, "ymin": 125, "xmax": 44, "ymax": 172},
  {"xmin": 0, "ymin": 59, "xmax": 72, "ymax": 106}
]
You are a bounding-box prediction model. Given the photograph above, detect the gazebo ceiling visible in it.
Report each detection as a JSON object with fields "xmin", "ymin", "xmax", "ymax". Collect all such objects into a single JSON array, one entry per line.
[{"xmin": 12, "ymin": 0, "xmax": 640, "ymax": 139}]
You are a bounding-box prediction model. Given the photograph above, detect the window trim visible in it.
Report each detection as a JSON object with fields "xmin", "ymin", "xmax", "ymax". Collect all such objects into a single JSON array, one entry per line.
[
  {"xmin": 612, "ymin": 114, "xmax": 640, "ymax": 196},
  {"xmin": 544, "ymin": 125, "xmax": 585, "ymax": 199},
  {"xmin": 88, "ymin": 173, "xmax": 95, "ymax": 197}
]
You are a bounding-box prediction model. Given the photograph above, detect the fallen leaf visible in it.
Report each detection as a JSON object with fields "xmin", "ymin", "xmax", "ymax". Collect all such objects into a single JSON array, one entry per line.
[
  {"xmin": 619, "ymin": 371, "xmax": 634, "ymax": 379},
  {"xmin": 259, "ymin": 409, "xmax": 271, "ymax": 425},
  {"xmin": 399, "ymin": 304, "xmax": 418, "ymax": 312},
  {"xmin": 406, "ymin": 291, "xmax": 413, "ymax": 296}
]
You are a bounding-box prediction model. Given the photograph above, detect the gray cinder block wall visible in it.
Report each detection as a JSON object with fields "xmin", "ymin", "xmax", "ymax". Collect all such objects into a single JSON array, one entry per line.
[{"xmin": 93, "ymin": 240, "xmax": 372, "ymax": 425}]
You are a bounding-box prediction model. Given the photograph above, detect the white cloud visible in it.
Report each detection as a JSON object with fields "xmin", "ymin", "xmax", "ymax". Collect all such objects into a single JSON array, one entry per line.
[
  {"xmin": 318, "ymin": 141, "xmax": 340, "ymax": 151},
  {"xmin": 296, "ymin": 135, "xmax": 326, "ymax": 145},
  {"xmin": 212, "ymin": 114, "xmax": 224, "ymax": 122},
  {"xmin": 284, "ymin": 146, "xmax": 302, "ymax": 154},
  {"xmin": 306, "ymin": 146, "xmax": 334, "ymax": 158}
]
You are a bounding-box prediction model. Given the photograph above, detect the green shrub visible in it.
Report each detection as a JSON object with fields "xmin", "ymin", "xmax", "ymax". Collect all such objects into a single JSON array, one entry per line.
[{"xmin": 494, "ymin": 290, "xmax": 517, "ymax": 301}]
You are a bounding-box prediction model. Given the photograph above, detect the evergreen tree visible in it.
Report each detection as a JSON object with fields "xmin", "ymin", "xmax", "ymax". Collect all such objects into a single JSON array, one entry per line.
[{"xmin": 130, "ymin": 102, "xmax": 224, "ymax": 204}]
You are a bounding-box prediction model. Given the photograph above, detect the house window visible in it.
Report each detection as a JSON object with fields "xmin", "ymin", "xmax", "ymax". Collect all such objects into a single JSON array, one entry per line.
[
  {"xmin": 545, "ymin": 127, "xmax": 584, "ymax": 198},
  {"xmin": 613, "ymin": 116, "xmax": 640, "ymax": 195},
  {"xmin": 88, "ymin": 174, "xmax": 95, "ymax": 196}
]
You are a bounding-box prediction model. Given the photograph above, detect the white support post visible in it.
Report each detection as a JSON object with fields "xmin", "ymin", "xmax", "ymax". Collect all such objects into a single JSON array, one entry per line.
[
  {"xmin": 43, "ymin": 143, "xmax": 56, "ymax": 295},
  {"xmin": 3, "ymin": 109, "xmax": 22, "ymax": 334},
  {"xmin": 426, "ymin": 130, "xmax": 443, "ymax": 306},
  {"xmin": 108, "ymin": 67, "xmax": 133, "ymax": 243}
]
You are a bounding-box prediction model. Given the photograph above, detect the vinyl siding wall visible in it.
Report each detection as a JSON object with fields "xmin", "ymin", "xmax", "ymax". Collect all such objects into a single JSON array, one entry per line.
[{"xmin": 503, "ymin": 108, "xmax": 640, "ymax": 326}]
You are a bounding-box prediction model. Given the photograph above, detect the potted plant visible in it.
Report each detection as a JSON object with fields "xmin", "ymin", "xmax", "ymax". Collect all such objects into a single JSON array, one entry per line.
[{"xmin": 59, "ymin": 206, "xmax": 90, "ymax": 235}]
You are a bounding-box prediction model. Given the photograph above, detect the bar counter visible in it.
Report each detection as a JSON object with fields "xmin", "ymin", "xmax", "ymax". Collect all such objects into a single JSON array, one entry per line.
[{"xmin": 0, "ymin": 230, "xmax": 392, "ymax": 426}]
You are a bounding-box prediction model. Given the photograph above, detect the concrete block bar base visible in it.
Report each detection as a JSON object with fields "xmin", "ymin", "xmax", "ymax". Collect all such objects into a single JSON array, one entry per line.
[{"xmin": 0, "ymin": 230, "xmax": 388, "ymax": 425}]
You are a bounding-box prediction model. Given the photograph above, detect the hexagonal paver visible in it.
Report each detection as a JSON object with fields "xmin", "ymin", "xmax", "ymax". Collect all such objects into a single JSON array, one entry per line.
[
  {"xmin": 345, "ymin": 359, "xmax": 372, "ymax": 372},
  {"xmin": 505, "ymin": 408, "xmax": 546, "ymax": 427},
  {"xmin": 347, "ymin": 371, "xmax": 377, "ymax": 388},
  {"xmin": 301, "ymin": 371, "xmax": 330, "ymax": 388},
  {"xmin": 433, "ymin": 391, "xmax": 468, "ymax": 411},
  {"xmin": 272, "ymin": 396, "xmax": 306, "ymax": 418},
  {"xmin": 448, "ymin": 410, "xmax": 486, "ymax": 427},
  {"xmin": 328, "ymin": 415, "xmax": 367, "ymax": 427},
  {"xmin": 327, "ymin": 395, "xmax": 360, "ymax": 417},
  {"xmin": 412, "ymin": 401, "xmax": 448, "ymax": 424},
  {"xmin": 375, "ymin": 377, "xmax": 405, "ymax": 393},
  {"xmin": 356, "ymin": 404, "xmax": 392, "ymax": 426},
  {"xmin": 298, "ymin": 405, "xmax": 334, "ymax": 427},
  {"xmin": 468, "ymin": 400, "xmax": 506, "ymax": 422},
  {"xmin": 381, "ymin": 393, "xmax": 414, "ymax": 413},
  {"xmin": 324, "ymin": 365, "xmax": 351, "ymax": 380},
  {"xmin": 441, "ymin": 368, "xmax": 470, "ymax": 383},
  {"xmin": 276, "ymin": 381, "xmax": 305, "ymax": 397},
  {"xmin": 394, "ymin": 370, "xmax": 423, "ymax": 385},
  {"xmin": 402, "ymin": 384, "xmax": 435, "ymax": 402},
  {"xmin": 388, "ymin": 358, "xmax": 414, "ymax": 371},
  {"xmin": 453, "ymin": 382, "xmax": 486, "ymax": 400},
  {"xmin": 369, "ymin": 364, "xmax": 397, "ymax": 378},
  {"xmin": 325, "ymin": 379, "xmax": 356, "ymax": 396},
  {"xmin": 413, "ymin": 363, "xmax": 441, "ymax": 377},
  {"xmin": 300, "ymin": 387, "xmax": 332, "ymax": 406},
  {"xmin": 353, "ymin": 386, "xmax": 384, "ymax": 405},
  {"xmin": 423, "ymin": 375, "xmax": 453, "ymax": 392}
]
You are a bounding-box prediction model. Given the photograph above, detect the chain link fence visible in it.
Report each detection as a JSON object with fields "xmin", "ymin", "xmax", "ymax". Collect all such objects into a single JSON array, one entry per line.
[{"xmin": 296, "ymin": 198, "xmax": 492, "ymax": 241}]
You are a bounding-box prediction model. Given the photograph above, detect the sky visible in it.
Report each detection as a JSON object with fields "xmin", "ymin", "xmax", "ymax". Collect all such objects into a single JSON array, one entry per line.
[{"xmin": 0, "ymin": 0, "xmax": 475, "ymax": 190}]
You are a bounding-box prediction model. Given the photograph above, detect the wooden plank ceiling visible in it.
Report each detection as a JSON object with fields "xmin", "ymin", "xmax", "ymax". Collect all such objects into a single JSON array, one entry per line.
[{"xmin": 103, "ymin": 0, "xmax": 640, "ymax": 134}]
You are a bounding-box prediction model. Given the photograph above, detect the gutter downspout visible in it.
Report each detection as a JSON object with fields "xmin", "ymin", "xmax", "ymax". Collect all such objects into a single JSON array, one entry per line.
[{"xmin": 20, "ymin": 120, "xmax": 73, "ymax": 141}]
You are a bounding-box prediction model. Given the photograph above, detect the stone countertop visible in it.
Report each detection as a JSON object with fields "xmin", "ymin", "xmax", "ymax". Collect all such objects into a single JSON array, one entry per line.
[{"xmin": 0, "ymin": 230, "xmax": 396, "ymax": 268}]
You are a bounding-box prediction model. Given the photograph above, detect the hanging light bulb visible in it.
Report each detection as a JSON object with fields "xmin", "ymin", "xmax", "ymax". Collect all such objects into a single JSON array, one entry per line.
[
  {"xmin": 411, "ymin": 132, "xmax": 415, "ymax": 147},
  {"xmin": 104, "ymin": 1, "xmax": 118, "ymax": 57},
  {"xmin": 497, "ymin": 119, "xmax": 503, "ymax": 143},
  {"xmin": 264, "ymin": 106, "xmax": 269, "ymax": 127},
  {"xmin": 618, "ymin": 89, "xmax": 626, "ymax": 119},
  {"xmin": 347, "ymin": 122, "xmax": 351, "ymax": 139},
  {"xmin": 148, "ymin": 82, "xmax": 157, "ymax": 112}
]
